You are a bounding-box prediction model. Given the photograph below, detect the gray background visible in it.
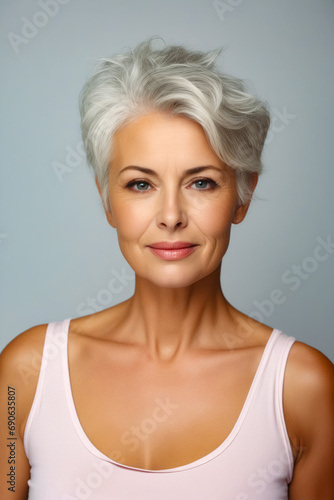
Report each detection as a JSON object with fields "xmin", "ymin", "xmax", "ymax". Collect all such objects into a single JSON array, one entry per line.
[{"xmin": 1, "ymin": 0, "xmax": 333, "ymax": 361}]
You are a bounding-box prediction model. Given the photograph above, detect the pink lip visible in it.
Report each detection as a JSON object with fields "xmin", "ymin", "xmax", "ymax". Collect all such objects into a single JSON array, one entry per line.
[
  {"xmin": 147, "ymin": 242, "xmax": 198, "ymax": 260},
  {"xmin": 147, "ymin": 241, "xmax": 196, "ymax": 249}
]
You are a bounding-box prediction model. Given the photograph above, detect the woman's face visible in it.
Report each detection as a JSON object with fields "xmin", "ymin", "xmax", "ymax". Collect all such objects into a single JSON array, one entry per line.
[{"xmin": 101, "ymin": 112, "xmax": 254, "ymax": 288}]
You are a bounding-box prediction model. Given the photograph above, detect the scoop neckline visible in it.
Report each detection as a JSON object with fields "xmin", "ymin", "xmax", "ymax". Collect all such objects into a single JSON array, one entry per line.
[{"xmin": 62, "ymin": 318, "xmax": 278, "ymax": 474}]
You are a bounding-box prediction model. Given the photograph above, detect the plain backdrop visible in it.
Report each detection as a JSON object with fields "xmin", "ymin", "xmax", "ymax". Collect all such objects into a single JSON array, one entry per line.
[{"xmin": 0, "ymin": 0, "xmax": 333, "ymax": 361}]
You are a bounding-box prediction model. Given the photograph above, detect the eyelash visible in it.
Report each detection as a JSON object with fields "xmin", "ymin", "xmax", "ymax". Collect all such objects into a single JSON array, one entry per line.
[{"xmin": 125, "ymin": 178, "xmax": 219, "ymax": 192}]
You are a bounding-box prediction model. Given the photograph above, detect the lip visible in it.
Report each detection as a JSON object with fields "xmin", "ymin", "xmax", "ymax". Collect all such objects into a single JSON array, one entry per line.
[
  {"xmin": 147, "ymin": 242, "xmax": 198, "ymax": 260},
  {"xmin": 147, "ymin": 241, "xmax": 197, "ymax": 249}
]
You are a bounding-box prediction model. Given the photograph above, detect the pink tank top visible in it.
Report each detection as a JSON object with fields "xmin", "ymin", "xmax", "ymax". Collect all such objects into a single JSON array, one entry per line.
[{"xmin": 24, "ymin": 319, "xmax": 295, "ymax": 499}]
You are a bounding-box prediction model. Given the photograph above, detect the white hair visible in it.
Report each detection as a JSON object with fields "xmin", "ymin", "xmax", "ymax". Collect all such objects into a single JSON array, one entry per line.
[{"xmin": 79, "ymin": 37, "xmax": 271, "ymax": 209}]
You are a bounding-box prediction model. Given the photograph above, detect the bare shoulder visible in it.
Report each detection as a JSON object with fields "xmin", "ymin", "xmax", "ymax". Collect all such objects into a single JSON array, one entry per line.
[
  {"xmin": 0, "ymin": 324, "xmax": 48, "ymax": 436},
  {"xmin": 283, "ymin": 340, "xmax": 334, "ymax": 455},
  {"xmin": 0, "ymin": 324, "xmax": 48, "ymax": 376},
  {"xmin": 285, "ymin": 340, "xmax": 334, "ymax": 394}
]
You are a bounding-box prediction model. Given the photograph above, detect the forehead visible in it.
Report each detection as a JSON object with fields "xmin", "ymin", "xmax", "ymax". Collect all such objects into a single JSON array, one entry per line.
[{"xmin": 111, "ymin": 112, "xmax": 222, "ymax": 167}]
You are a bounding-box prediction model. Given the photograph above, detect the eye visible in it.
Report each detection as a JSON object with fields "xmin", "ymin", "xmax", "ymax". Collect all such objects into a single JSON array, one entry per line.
[
  {"xmin": 125, "ymin": 177, "xmax": 219, "ymax": 192},
  {"xmin": 126, "ymin": 180, "xmax": 152, "ymax": 192},
  {"xmin": 190, "ymin": 178, "xmax": 218, "ymax": 190}
]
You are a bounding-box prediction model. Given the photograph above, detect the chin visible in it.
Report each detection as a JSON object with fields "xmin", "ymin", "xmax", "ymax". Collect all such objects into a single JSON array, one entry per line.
[{"xmin": 136, "ymin": 268, "xmax": 212, "ymax": 289}]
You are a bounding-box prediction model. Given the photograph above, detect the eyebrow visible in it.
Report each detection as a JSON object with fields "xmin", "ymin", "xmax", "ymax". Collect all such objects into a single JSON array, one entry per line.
[{"xmin": 118, "ymin": 165, "xmax": 224, "ymax": 177}]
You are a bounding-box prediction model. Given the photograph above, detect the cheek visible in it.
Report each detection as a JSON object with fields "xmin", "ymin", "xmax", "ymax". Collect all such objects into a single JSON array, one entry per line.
[
  {"xmin": 112, "ymin": 198, "xmax": 150, "ymax": 240},
  {"xmin": 194, "ymin": 199, "xmax": 234, "ymax": 239}
]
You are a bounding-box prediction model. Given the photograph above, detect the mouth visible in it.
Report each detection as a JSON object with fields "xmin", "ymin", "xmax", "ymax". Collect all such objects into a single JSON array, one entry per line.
[
  {"xmin": 147, "ymin": 242, "xmax": 197, "ymax": 250},
  {"xmin": 146, "ymin": 242, "xmax": 198, "ymax": 260}
]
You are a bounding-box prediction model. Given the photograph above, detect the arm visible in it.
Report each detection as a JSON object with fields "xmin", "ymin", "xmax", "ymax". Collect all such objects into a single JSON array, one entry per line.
[
  {"xmin": 0, "ymin": 325, "xmax": 47, "ymax": 499},
  {"xmin": 284, "ymin": 341, "xmax": 334, "ymax": 499}
]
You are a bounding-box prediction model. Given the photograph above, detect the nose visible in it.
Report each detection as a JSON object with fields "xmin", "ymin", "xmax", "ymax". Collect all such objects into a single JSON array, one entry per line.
[{"xmin": 156, "ymin": 188, "xmax": 188, "ymax": 231}]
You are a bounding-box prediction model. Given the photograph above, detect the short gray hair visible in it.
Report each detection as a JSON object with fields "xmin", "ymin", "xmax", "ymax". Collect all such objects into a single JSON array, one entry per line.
[{"xmin": 79, "ymin": 37, "xmax": 271, "ymax": 208}]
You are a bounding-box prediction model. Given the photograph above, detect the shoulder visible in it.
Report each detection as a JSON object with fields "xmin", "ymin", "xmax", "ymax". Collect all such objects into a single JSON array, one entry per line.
[
  {"xmin": 285, "ymin": 340, "xmax": 334, "ymax": 396},
  {"xmin": 0, "ymin": 324, "xmax": 48, "ymax": 376},
  {"xmin": 0, "ymin": 324, "xmax": 48, "ymax": 436},
  {"xmin": 283, "ymin": 340, "xmax": 334, "ymax": 457}
]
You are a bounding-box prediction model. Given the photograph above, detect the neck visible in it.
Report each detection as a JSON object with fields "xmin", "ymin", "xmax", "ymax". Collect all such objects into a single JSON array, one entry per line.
[{"xmin": 123, "ymin": 264, "xmax": 236, "ymax": 362}]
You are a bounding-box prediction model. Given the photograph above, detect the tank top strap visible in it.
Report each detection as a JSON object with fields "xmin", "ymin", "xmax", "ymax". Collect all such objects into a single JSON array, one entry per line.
[
  {"xmin": 247, "ymin": 329, "xmax": 296, "ymax": 483},
  {"xmin": 43, "ymin": 319, "xmax": 70, "ymax": 365},
  {"xmin": 271, "ymin": 329, "xmax": 296, "ymax": 406},
  {"xmin": 259, "ymin": 329, "xmax": 296, "ymax": 403},
  {"xmin": 23, "ymin": 319, "xmax": 71, "ymax": 456},
  {"xmin": 242, "ymin": 329, "xmax": 296, "ymax": 416}
]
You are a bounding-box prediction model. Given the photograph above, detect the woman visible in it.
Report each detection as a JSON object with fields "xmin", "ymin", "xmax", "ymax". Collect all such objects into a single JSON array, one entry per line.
[{"xmin": 0, "ymin": 38, "xmax": 333, "ymax": 499}]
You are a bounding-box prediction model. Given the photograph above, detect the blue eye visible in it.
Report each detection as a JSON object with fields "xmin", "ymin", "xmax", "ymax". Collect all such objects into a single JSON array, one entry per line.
[
  {"xmin": 125, "ymin": 177, "xmax": 218, "ymax": 193},
  {"xmin": 126, "ymin": 180, "xmax": 151, "ymax": 191},
  {"xmin": 192, "ymin": 178, "xmax": 218, "ymax": 190}
]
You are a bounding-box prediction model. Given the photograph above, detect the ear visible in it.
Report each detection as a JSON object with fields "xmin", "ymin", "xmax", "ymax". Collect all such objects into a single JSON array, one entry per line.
[
  {"xmin": 232, "ymin": 173, "xmax": 258, "ymax": 224},
  {"xmin": 95, "ymin": 177, "xmax": 116, "ymax": 228}
]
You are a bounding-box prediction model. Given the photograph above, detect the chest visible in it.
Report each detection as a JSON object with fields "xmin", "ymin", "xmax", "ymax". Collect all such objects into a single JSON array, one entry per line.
[{"xmin": 69, "ymin": 343, "xmax": 262, "ymax": 470}]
